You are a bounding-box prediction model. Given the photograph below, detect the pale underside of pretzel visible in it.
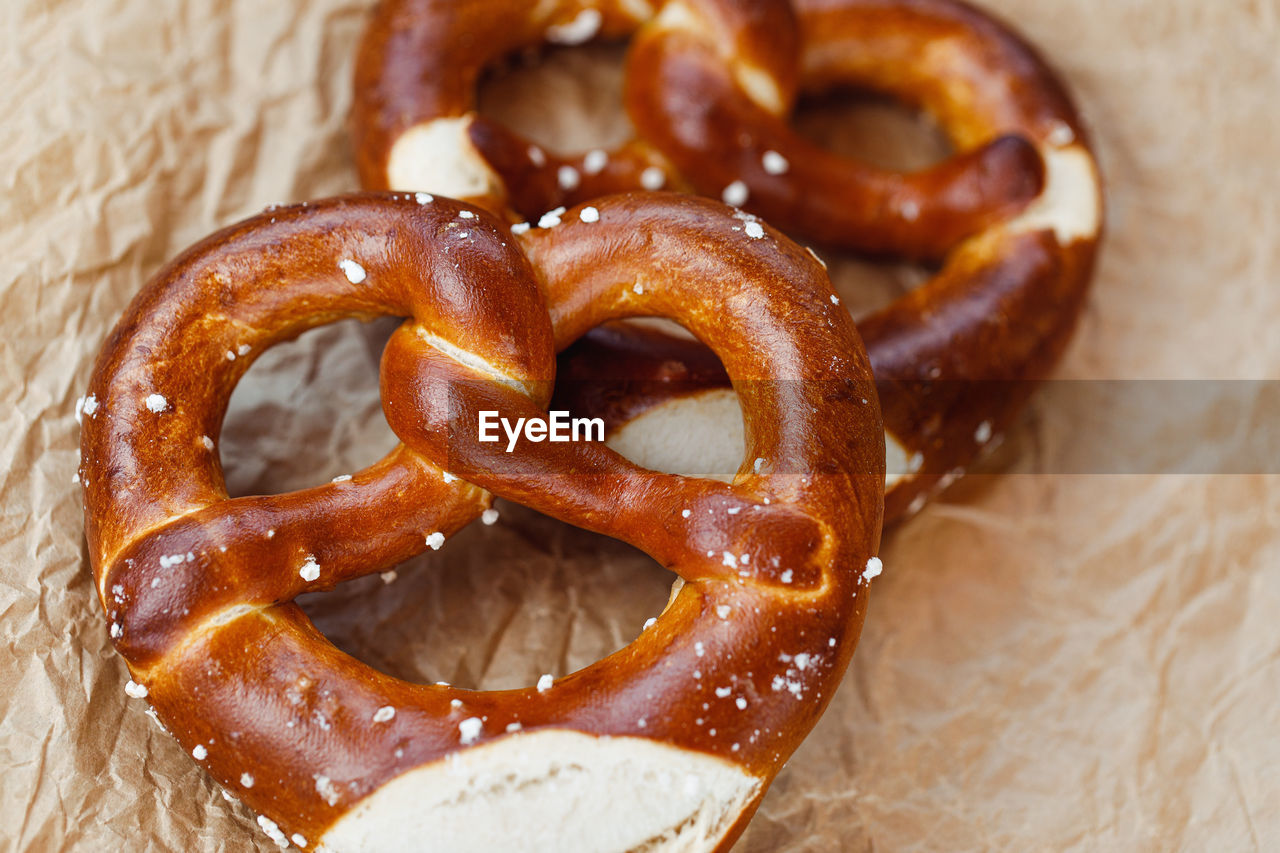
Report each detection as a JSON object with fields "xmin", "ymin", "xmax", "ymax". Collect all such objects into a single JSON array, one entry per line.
[
  {"xmin": 353, "ymin": 0, "xmax": 1104, "ymax": 524},
  {"xmin": 80, "ymin": 193, "xmax": 883, "ymax": 851}
]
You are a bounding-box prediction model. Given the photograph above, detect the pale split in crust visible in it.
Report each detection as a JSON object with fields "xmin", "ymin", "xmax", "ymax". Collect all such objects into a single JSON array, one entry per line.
[{"xmin": 320, "ymin": 730, "xmax": 761, "ymax": 853}]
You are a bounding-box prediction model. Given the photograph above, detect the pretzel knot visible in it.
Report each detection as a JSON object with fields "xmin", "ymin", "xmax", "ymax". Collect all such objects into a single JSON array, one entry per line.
[
  {"xmin": 80, "ymin": 193, "xmax": 883, "ymax": 851},
  {"xmin": 354, "ymin": 0, "xmax": 1104, "ymax": 523}
]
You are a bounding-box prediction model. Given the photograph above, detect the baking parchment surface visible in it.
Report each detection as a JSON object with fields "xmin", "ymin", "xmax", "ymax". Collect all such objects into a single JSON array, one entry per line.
[{"xmin": 1, "ymin": 0, "xmax": 1278, "ymax": 850}]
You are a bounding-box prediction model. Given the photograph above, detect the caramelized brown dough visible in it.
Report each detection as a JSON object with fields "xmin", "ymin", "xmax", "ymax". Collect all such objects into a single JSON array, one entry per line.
[{"xmin": 80, "ymin": 192, "xmax": 883, "ymax": 850}]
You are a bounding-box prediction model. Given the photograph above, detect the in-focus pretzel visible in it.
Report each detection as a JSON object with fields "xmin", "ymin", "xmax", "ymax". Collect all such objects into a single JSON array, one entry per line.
[
  {"xmin": 80, "ymin": 192, "xmax": 883, "ymax": 851},
  {"xmin": 353, "ymin": 0, "xmax": 1103, "ymax": 522}
]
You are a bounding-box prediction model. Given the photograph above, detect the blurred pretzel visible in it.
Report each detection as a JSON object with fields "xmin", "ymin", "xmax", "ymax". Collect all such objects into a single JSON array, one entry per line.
[
  {"xmin": 353, "ymin": 0, "xmax": 1103, "ymax": 521},
  {"xmin": 352, "ymin": 0, "xmax": 1033, "ymax": 241},
  {"xmin": 80, "ymin": 192, "xmax": 883, "ymax": 851}
]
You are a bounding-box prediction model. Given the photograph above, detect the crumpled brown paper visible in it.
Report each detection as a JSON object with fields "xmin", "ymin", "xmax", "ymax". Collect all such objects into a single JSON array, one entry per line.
[{"xmin": 3, "ymin": 0, "xmax": 1278, "ymax": 850}]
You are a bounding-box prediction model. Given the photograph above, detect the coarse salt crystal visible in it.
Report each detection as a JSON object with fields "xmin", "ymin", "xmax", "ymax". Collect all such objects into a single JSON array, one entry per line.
[
  {"xmin": 458, "ymin": 717, "xmax": 483, "ymax": 744},
  {"xmin": 256, "ymin": 815, "xmax": 288, "ymax": 848},
  {"xmin": 339, "ymin": 259, "xmax": 367, "ymax": 284},
  {"xmin": 762, "ymin": 150, "xmax": 789, "ymax": 175},
  {"xmin": 583, "ymin": 149, "xmax": 608, "ymax": 174},
  {"xmin": 579, "ymin": 206, "xmax": 600, "ymax": 223},
  {"xmin": 145, "ymin": 394, "xmax": 167, "ymax": 413},
  {"xmin": 1048, "ymin": 121, "xmax": 1076, "ymax": 146},
  {"xmin": 426, "ymin": 531, "xmax": 445, "ymax": 550},
  {"xmin": 721, "ymin": 180, "xmax": 749, "ymax": 207},
  {"xmin": 314, "ymin": 775, "xmax": 340, "ymax": 806},
  {"xmin": 538, "ymin": 207, "xmax": 566, "ymax": 228},
  {"xmin": 557, "ymin": 165, "xmax": 580, "ymax": 191}
]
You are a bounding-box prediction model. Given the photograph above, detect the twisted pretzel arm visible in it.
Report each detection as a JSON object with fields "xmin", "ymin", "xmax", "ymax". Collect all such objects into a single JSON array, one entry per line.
[
  {"xmin": 354, "ymin": 0, "xmax": 1032, "ymax": 240},
  {"xmin": 82, "ymin": 194, "xmax": 556, "ymax": 650},
  {"xmin": 353, "ymin": 0, "xmax": 663, "ymax": 213},
  {"xmin": 625, "ymin": 0, "xmax": 1045, "ymax": 259}
]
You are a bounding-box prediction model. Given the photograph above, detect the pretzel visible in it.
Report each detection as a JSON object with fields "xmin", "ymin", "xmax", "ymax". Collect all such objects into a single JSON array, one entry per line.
[
  {"xmin": 352, "ymin": 0, "xmax": 1034, "ymax": 243},
  {"xmin": 79, "ymin": 192, "xmax": 884, "ymax": 851},
  {"xmin": 352, "ymin": 0, "xmax": 1103, "ymax": 522}
]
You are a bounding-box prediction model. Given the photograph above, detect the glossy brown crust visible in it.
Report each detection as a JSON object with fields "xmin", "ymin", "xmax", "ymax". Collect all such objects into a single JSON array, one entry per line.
[
  {"xmin": 351, "ymin": 0, "xmax": 1032, "ymax": 242},
  {"xmin": 80, "ymin": 193, "xmax": 883, "ymax": 848}
]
